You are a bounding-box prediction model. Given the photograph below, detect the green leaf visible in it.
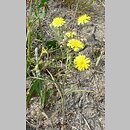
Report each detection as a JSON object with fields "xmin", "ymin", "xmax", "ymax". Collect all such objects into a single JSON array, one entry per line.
[
  {"xmin": 46, "ymin": 40, "xmax": 58, "ymax": 49},
  {"xmin": 35, "ymin": 79, "xmax": 44, "ymax": 97},
  {"xmin": 26, "ymin": 79, "xmax": 44, "ymax": 106},
  {"xmin": 41, "ymin": 88, "xmax": 52, "ymax": 107},
  {"xmin": 38, "ymin": 12, "xmax": 46, "ymax": 19},
  {"xmin": 38, "ymin": 0, "xmax": 48, "ymax": 9},
  {"xmin": 26, "ymin": 81, "xmax": 35, "ymax": 106}
]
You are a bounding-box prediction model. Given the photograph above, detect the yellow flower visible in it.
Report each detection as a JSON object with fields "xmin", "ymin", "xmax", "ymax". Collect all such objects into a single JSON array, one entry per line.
[
  {"xmin": 67, "ymin": 39, "xmax": 84, "ymax": 52},
  {"xmin": 65, "ymin": 31, "xmax": 77, "ymax": 38},
  {"xmin": 40, "ymin": 47, "xmax": 47, "ymax": 57},
  {"xmin": 50, "ymin": 17, "xmax": 65, "ymax": 27},
  {"xmin": 77, "ymin": 14, "xmax": 91, "ymax": 25},
  {"xmin": 74, "ymin": 55, "xmax": 90, "ymax": 71},
  {"xmin": 42, "ymin": 47, "xmax": 47, "ymax": 54}
]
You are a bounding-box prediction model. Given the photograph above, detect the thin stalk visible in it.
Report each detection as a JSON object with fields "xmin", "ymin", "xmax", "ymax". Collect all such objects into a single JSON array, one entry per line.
[
  {"xmin": 74, "ymin": 0, "xmax": 80, "ymax": 18},
  {"xmin": 38, "ymin": 17, "xmax": 44, "ymax": 46},
  {"xmin": 46, "ymin": 69, "xmax": 63, "ymax": 105},
  {"xmin": 26, "ymin": 0, "xmax": 33, "ymax": 75},
  {"xmin": 66, "ymin": 48, "xmax": 73, "ymax": 70},
  {"xmin": 27, "ymin": 27, "xmax": 31, "ymax": 68},
  {"xmin": 46, "ymin": 69, "xmax": 64, "ymax": 113},
  {"xmin": 35, "ymin": 0, "xmax": 38, "ymax": 6},
  {"xmin": 95, "ymin": 51, "xmax": 103, "ymax": 66},
  {"xmin": 56, "ymin": 27, "xmax": 61, "ymax": 42},
  {"xmin": 29, "ymin": 0, "xmax": 33, "ymax": 16},
  {"xmin": 27, "ymin": 76, "xmax": 44, "ymax": 81},
  {"xmin": 33, "ymin": 4, "xmax": 44, "ymax": 46},
  {"xmin": 66, "ymin": 49, "xmax": 69, "ymax": 70},
  {"xmin": 58, "ymin": 28, "xmax": 64, "ymax": 63},
  {"xmin": 35, "ymin": 47, "xmax": 40, "ymax": 77}
]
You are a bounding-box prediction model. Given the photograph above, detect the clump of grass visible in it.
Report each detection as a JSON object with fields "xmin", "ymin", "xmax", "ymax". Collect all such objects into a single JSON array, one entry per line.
[{"xmin": 26, "ymin": 0, "xmax": 49, "ymax": 107}]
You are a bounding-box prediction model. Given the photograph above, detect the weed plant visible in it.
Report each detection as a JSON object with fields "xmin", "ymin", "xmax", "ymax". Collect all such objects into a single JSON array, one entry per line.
[{"xmin": 26, "ymin": 0, "xmax": 102, "ymax": 127}]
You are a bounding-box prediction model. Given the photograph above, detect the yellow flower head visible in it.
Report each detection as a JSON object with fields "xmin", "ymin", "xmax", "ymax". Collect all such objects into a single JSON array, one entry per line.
[
  {"xmin": 50, "ymin": 17, "xmax": 65, "ymax": 27},
  {"xmin": 40, "ymin": 47, "xmax": 47, "ymax": 57},
  {"xmin": 77, "ymin": 14, "xmax": 91, "ymax": 25},
  {"xmin": 41, "ymin": 47, "xmax": 47, "ymax": 54},
  {"xmin": 67, "ymin": 39, "xmax": 84, "ymax": 52},
  {"xmin": 74, "ymin": 55, "xmax": 90, "ymax": 71},
  {"xmin": 65, "ymin": 31, "xmax": 77, "ymax": 38}
]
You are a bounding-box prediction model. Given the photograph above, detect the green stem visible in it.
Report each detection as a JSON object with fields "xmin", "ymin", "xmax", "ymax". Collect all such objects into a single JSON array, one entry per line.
[
  {"xmin": 38, "ymin": 17, "xmax": 44, "ymax": 46},
  {"xmin": 56, "ymin": 27, "xmax": 61, "ymax": 42},
  {"xmin": 27, "ymin": 27, "xmax": 31, "ymax": 69},
  {"xmin": 95, "ymin": 52, "xmax": 102, "ymax": 66},
  {"xmin": 46, "ymin": 69, "xmax": 65, "ymax": 122},
  {"xmin": 29, "ymin": 0, "xmax": 33, "ymax": 16},
  {"xmin": 66, "ymin": 49, "xmax": 69, "ymax": 70},
  {"xmin": 33, "ymin": 3, "xmax": 44, "ymax": 46},
  {"xmin": 46, "ymin": 69, "xmax": 64, "ymax": 108},
  {"xmin": 35, "ymin": 0, "xmax": 38, "ymax": 6}
]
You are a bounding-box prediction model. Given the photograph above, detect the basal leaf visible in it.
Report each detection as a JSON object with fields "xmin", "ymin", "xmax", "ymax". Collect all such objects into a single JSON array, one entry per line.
[
  {"xmin": 46, "ymin": 40, "xmax": 58, "ymax": 49},
  {"xmin": 26, "ymin": 79, "xmax": 44, "ymax": 106}
]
